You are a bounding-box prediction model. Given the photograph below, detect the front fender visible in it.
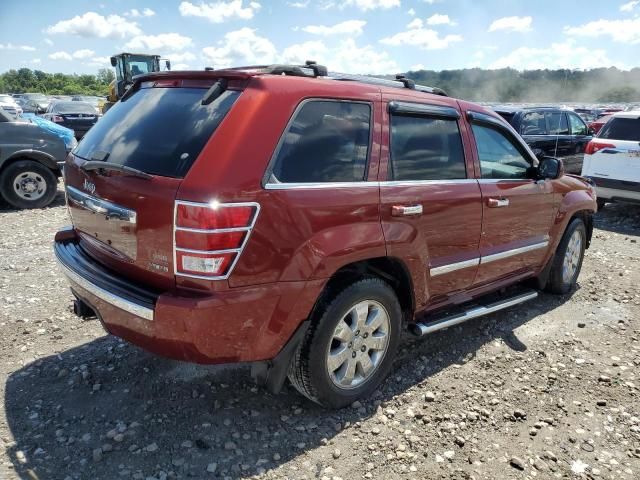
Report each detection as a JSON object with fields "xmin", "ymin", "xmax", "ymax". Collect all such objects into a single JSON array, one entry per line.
[
  {"xmin": 4, "ymin": 149, "xmax": 59, "ymax": 171},
  {"xmin": 547, "ymin": 188, "xmax": 596, "ymax": 257}
]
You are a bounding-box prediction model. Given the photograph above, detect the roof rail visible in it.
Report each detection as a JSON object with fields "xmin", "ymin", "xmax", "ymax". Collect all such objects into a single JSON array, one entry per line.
[
  {"xmin": 328, "ymin": 72, "xmax": 448, "ymax": 97},
  {"xmin": 215, "ymin": 62, "xmax": 447, "ymax": 96},
  {"xmin": 222, "ymin": 61, "xmax": 328, "ymax": 78}
]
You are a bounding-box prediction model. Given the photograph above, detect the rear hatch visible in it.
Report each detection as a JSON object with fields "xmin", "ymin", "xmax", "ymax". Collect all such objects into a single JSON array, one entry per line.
[
  {"xmin": 587, "ymin": 115, "xmax": 640, "ymax": 182},
  {"xmin": 64, "ymin": 75, "xmax": 242, "ymax": 290}
]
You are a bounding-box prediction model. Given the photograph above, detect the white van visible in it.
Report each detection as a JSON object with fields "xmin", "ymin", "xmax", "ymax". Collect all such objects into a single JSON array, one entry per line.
[{"xmin": 581, "ymin": 111, "xmax": 640, "ymax": 209}]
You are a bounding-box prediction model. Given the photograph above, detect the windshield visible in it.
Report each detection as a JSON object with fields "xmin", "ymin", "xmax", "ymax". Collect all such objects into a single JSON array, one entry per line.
[
  {"xmin": 74, "ymin": 85, "xmax": 240, "ymax": 178},
  {"xmin": 25, "ymin": 94, "xmax": 47, "ymax": 101},
  {"xmin": 76, "ymin": 96, "xmax": 100, "ymax": 105},
  {"xmin": 54, "ymin": 102, "xmax": 96, "ymax": 114},
  {"xmin": 599, "ymin": 117, "xmax": 640, "ymax": 142},
  {"xmin": 0, "ymin": 95, "xmax": 14, "ymax": 103}
]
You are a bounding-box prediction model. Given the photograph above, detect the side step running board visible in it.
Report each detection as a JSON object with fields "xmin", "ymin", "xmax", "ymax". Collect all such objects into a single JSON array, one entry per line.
[{"xmin": 410, "ymin": 289, "xmax": 538, "ymax": 337}]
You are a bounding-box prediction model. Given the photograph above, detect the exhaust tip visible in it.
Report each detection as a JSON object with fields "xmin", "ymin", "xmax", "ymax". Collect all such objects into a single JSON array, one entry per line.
[{"xmin": 73, "ymin": 299, "xmax": 96, "ymax": 319}]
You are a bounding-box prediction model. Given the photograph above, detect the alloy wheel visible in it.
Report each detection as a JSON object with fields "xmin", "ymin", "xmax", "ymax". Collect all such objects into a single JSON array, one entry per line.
[{"xmin": 326, "ymin": 300, "xmax": 391, "ymax": 390}]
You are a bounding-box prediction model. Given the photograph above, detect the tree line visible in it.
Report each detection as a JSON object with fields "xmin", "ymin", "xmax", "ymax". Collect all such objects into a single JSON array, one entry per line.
[
  {"xmin": 0, "ymin": 68, "xmax": 115, "ymax": 96},
  {"xmin": 403, "ymin": 67, "xmax": 640, "ymax": 103},
  {"xmin": 1, "ymin": 66, "xmax": 639, "ymax": 102}
]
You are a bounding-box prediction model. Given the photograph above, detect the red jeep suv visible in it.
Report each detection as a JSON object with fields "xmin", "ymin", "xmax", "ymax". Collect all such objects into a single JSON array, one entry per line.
[{"xmin": 55, "ymin": 64, "xmax": 597, "ymax": 408}]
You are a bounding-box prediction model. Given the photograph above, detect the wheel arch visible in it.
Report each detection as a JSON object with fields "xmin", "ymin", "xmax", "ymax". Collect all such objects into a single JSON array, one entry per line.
[
  {"xmin": 1, "ymin": 150, "xmax": 59, "ymax": 174},
  {"xmin": 310, "ymin": 256, "xmax": 415, "ymax": 325}
]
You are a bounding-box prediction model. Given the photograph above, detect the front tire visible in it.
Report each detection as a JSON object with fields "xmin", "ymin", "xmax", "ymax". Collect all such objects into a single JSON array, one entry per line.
[
  {"xmin": 0, "ymin": 160, "xmax": 58, "ymax": 209},
  {"xmin": 546, "ymin": 218, "xmax": 587, "ymax": 294},
  {"xmin": 288, "ymin": 278, "xmax": 402, "ymax": 408}
]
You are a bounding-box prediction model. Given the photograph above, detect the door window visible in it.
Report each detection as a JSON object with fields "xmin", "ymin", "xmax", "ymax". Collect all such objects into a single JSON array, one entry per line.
[
  {"xmin": 567, "ymin": 112, "xmax": 588, "ymax": 136},
  {"xmin": 472, "ymin": 124, "xmax": 532, "ymax": 179},
  {"xmin": 546, "ymin": 112, "xmax": 569, "ymax": 135},
  {"xmin": 271, "ymin": 100, "xmax": 371, "ymax": 183},
  {"xmin": 389, "ymin": 115, "xmax": 466, "ymax": 180},
  {"xmin": 520, "ymin": 112, "xmax": 547, "ymax": 135}
]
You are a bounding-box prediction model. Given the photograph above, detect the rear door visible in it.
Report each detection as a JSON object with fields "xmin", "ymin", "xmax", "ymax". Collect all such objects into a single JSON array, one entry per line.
[
  {"xmin": 379, "ymin": 99, "xmax": 482, "ymax": 304},
  {"xmin": 467, "ymin": 111, "xmax": 555, "ymax": 286},
  {"xmin": 63, "ymin": 78, "xmax": 241, "ymax": 290}
]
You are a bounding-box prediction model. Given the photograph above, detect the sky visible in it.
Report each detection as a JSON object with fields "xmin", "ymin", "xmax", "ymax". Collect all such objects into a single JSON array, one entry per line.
[{"xmin": 0, "ymin": 0, "xmax": 639, "ymax": 75}]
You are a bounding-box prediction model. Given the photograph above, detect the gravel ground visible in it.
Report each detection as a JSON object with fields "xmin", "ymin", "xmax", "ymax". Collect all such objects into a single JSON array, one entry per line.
[{"xmin": 1, "ymin": 184, "xmax": 639, "ymax": 480}]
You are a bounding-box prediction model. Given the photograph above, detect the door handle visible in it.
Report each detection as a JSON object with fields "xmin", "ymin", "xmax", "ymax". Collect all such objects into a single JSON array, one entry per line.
[
  {"xmin": 391, "ymin": 205, "xmax": 423, "ymax": 216},
  {"xmin": 487, "ymin": 197, "xmax": 509, "ymax": 208}
]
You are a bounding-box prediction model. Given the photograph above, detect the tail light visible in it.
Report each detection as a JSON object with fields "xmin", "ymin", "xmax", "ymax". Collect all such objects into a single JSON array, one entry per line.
[
  {"xmin": 585, "ymin": 141, "xmax": 615, "ymax": 155},
  {"xmin": 52, "ymin": 115, "xmax": 64, "ymax": 123},
  {"xmin": 173, "ymin": 200, "xmax": 260, "ymax": 279}
]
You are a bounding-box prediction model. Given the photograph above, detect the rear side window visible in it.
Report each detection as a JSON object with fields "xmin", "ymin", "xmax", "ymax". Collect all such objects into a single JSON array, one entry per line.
[
  {"xmin": 390, "ymin": 115, "xmax": 466, "ymax": 180},
  {"xmin": 599, "ymin": 117, "xmax": 640, "ymax": 141},
  {"xmin": 74, "ymin": 86, "xmax": 240, "ymax": 178},
  {"xmin": 546, "ymin": 112, "xmax": 569, "ymax": 135},
  {"xmin": 271, "ymin": 100, "xmax": 371, "ymax": 183},
  {"xmin": 521, "ymin": 112, "xmax": 547, "ymax": 135}
]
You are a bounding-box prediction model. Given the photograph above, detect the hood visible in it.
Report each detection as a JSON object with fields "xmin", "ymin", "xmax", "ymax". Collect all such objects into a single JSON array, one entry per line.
[{"xmin": 28, "ymin": 115, "xmax": 76, "ymax": 150}]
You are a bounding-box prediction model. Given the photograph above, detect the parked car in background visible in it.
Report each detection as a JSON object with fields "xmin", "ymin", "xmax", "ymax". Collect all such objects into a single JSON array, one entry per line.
[
  {"xmin": 0, "ymin": 94, "xmax": 23, "ymax": 117},
  {"xmin": 587, "ymin": 114, "xmax": 614, "ymax": 135},
  {"xmin": 55, "ymin": 65, "xmax": 596, "ymax": 408},
  {"xmin": 582, "ymin": 111, "xmax": 640, "ymax": 209},
  {"xmin": 42, "ymin": 101, "xmax": 100, "ymax": 139},
  {"xmin": 71, "ymin": 95, "xmax": 104, "ymax": 114},
  {"xmin": 493, "ymin": 106, "xmax": 592, "ymax": 174},
  {"xmin": 21, "ymin": 93, "xmax": 50, "ymax": 112},
  {"xmin": 0, "ymin": 108, "xmax": 74, "ymax": 209}
]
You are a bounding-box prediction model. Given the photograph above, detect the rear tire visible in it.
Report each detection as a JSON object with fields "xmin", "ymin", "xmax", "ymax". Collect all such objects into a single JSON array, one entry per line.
[
  {"xmin": 546, "ymin": 218, "xmax": 586, "ymax": 294},
  {"xmin": 288, "ymin": 278, "xmax": 402, "ymax": 409},
  {"xmin": 0, "ymin": 160, "xmax": 58, "ymax": 209}
]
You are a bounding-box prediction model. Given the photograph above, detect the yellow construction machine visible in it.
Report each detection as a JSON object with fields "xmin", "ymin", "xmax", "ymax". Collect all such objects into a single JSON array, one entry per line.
[{"xmin": 103, "ymin": 53, "xmax": 170, "ymax": 113}]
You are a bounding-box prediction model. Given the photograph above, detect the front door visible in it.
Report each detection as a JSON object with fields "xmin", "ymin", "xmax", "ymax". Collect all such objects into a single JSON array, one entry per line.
[
  {"xmin": 468, "ymin": 113, "xmax": 556, "ymax": 286},
  {"xmin": 379, "ymin": 100, "xmax": 482, "ymax": 306}
]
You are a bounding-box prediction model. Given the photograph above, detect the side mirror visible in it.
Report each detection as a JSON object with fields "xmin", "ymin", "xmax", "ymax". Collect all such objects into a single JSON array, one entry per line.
[
  {"xmin": 165, "ymin": 60, "xmax": 171, "ymax": 71},
  {"xmin": 588, "ymin": 127, "xmax": 595, "ymax": 136},
  {"xmin": 110, "ymin": 56, "xmax": 117, "ymax": 67},
  {"xmin": 538, "ymin": 157, "xmax": 563, "ymax": 180}
]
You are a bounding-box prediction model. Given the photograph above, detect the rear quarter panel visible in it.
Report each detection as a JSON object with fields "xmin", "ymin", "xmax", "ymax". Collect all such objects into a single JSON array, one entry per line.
[{"xmin": 177, "ymin": 76, "xmax": 386, "ymax": 287}]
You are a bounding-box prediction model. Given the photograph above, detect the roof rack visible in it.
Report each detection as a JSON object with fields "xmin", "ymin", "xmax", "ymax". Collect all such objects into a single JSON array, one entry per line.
[
  {"xmin": 327, "ymin": 72, "xmax": 448, "ymax": 97},
  {"xmin": 219, "ymin": 61, "xmax": 447, "ymax": 96}
]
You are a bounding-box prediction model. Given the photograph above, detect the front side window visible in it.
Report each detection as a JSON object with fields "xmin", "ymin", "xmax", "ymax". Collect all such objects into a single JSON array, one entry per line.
[
  {"xmin": 472, "ymin": 124, "xmax": 532, "ymax": 179},
  {"xmin": 520, "ymin": 112, "xmax": 547, "ymax": 135},
  {"xmin": 271, "ymin": 100, "xmax": 371, "ymax": 183},
  {"xmin": 568, "ymin": 112, "xmax": 588, "ymax": 136},
  {"xmin": 390, "ymin": 114, "xmax": 466, "ymax": 180},
  {"xmin": 546, "ymin": 112, "xmax": 569, "ymax": 135}
]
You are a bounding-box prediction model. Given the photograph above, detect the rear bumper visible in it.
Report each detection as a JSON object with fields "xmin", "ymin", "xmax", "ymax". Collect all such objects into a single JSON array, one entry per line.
[
  {"xmin": 54, "ymin": 228, "xmax": 325, "ymax": 364},
  {"xmin": 587, "ymin": 176, "xmax": 640, "ymax": 203}
]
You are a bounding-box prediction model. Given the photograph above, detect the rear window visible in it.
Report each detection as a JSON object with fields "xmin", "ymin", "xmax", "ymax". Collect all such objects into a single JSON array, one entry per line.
[
  {"xmin": 74, "ymin": 86, "xmax": 240, "ymax": 178},
  {"xmin": 599, "ymin": 117, "xmax": 640, "ymax": 142},
  {"xmin": 55, "ymin": 102, "xmax": 95, "ymax": 114}
]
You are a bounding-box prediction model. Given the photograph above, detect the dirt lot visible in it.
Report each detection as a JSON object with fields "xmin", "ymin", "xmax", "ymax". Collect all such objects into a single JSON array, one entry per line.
[{"xmin": 0, "ymin": 184, "xmax": 639, "ymax": 480}]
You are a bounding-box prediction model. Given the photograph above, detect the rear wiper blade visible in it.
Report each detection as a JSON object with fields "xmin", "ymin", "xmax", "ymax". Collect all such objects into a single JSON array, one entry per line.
[
  {"xmin": 80, "ymin": 161, "xmax": 153, "ymax": 180},
  {"xmin": 201, "ymin": 78, "xmax": 228, "ymax": 106}
]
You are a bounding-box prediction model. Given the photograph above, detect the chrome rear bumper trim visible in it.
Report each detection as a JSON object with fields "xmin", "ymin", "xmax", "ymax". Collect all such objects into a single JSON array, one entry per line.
[{"xmin": 56, "ymin": 255, "xmax": 154, "ymax": 321}]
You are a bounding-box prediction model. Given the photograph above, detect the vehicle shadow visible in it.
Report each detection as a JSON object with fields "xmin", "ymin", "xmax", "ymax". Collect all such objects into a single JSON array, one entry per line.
[
  {"xmin": 594, "ymin": 202, "xmax": 640, "ymax": 236},
  {"xmin": 4, "ymin": 289, "xmax": 573, "ymax": 480}
]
